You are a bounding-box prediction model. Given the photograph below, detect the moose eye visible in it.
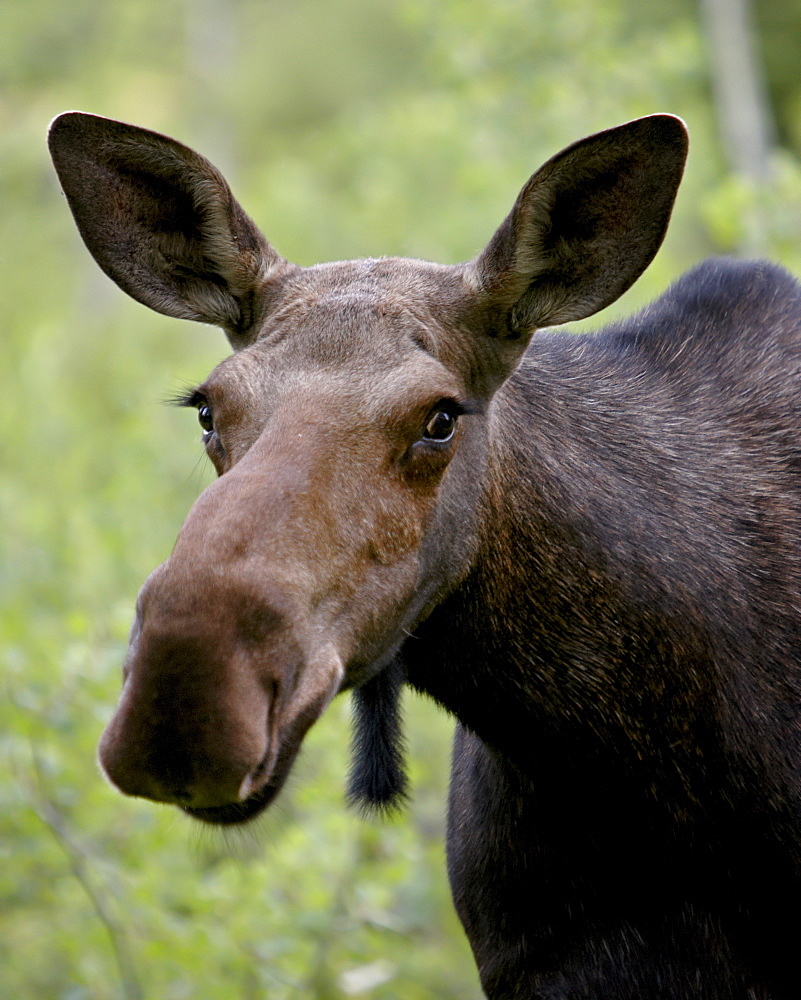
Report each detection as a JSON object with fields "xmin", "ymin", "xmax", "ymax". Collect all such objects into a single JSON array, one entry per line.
[
  {"xmin": 423, "ymin": 406, "xmax": 460, "ymax": 443},
  {"xmin": 197, "ymin": 403, "xmax": 214, "ymax": 435}
]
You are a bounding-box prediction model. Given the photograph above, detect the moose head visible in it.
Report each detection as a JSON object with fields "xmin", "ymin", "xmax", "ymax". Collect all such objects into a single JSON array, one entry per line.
[{"xmin": 48, "ymin": 111, "xmax": 686, "ymax": 825}]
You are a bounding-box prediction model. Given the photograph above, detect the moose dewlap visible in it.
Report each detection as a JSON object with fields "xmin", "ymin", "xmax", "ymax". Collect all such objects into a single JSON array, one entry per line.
[{"xmin": 50, "ymin": 110, "xmax": 801, "ymax": 999}]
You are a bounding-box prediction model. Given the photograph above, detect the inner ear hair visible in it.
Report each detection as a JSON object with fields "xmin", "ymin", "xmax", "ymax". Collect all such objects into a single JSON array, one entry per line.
[
  {"xmin": 47, "ymin": 111, "xmax": 287, "ymax": 344},
  {"xmin": 469, "ymin": 114, "xmax": 688, "ymax": 335}
]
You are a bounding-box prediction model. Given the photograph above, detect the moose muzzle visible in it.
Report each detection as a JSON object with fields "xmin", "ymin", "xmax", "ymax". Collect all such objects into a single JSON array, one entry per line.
[{"xmin": 98, "ymin": 554, "xmax": 345, "ymax": 821}]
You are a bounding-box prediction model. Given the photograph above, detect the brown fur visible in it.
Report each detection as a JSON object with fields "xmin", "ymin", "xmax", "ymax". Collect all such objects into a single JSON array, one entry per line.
[{"xmin": 53, "ymin": 113, "xmax": 801, "ymax": 996}]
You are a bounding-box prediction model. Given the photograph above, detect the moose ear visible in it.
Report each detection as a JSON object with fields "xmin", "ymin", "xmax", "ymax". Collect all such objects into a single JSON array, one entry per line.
[
  {"xmin": 48, "ymin": 111, "xmax": 290, "ymax": 345},
  {"xmin": 468, "ymin": 114, "xmax": 688, "ymax": 335}
]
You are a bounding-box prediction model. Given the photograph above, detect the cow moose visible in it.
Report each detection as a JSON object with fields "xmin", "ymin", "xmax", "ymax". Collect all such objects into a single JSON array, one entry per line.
[{"xmin": 49, "ymin": 110, "xmax": 801, "ymax": 998}]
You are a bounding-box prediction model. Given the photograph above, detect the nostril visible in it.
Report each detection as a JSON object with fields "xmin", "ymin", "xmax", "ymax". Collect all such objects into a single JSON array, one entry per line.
[
  {"xmin": 101, "ymin": 604, "xmax": 280, "ymax": 810},
  {"xmin": 238, "ymin": 770, "xmax": 258, "ymax": 802}
]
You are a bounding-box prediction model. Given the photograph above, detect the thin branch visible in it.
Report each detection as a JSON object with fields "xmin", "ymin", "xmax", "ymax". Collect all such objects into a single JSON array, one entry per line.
[{"xmin": 28, "ymin": 752, "xmax": 144, "ymax": 1000}]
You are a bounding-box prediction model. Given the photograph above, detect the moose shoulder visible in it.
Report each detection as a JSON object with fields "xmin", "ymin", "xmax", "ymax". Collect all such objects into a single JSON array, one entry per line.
[{"xmin": 49, "ymin": 111, "xmax": 801, "ymax": 998}]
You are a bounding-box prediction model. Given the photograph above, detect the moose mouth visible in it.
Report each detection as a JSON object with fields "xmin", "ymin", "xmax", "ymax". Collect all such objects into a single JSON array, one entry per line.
[
  {"xmin": 183, "ymin": 777, "xmax": 284, "ymax": 825},
  {"xmin": 180, "ymin": 687, "xmax": 326, "ymax": 826}
]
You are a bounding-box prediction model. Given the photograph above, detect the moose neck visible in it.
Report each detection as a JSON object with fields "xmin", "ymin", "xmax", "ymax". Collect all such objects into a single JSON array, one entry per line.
[{"xmin": 405, "ymin": 329, "xmax": 720, "ymax": 775}]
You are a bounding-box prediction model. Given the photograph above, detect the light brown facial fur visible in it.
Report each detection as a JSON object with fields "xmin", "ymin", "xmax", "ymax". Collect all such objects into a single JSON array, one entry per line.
[{"xmin": 100, "ymin": 270, "xmax": 485, "ymax": 819}]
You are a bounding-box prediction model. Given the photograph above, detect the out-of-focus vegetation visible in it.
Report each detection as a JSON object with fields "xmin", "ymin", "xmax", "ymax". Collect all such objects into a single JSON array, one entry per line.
[{"xmin": 2, "ymin": 2, "xmax": 801, "ymax": 997}]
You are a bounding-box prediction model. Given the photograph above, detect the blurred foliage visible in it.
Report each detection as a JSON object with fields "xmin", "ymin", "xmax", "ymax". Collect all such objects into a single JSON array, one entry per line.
[{"xmin": 2, "ymin": 1, "xmax": 801, "ymax": 998}]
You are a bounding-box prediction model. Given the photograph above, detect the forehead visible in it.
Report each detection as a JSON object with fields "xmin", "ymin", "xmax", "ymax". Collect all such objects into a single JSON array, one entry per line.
[
  {"xmin": 258, "ymin": 257, "xmax": 464, "ymax": 360},
  {"xmin": 204, "ymin": 258, "xmax": 468, "ymax": 415}
]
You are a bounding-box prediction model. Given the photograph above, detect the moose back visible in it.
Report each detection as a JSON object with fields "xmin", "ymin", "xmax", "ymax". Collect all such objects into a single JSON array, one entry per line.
[{"xmin": 49, "ymin": 111, "xmax": 801, "ymax": 998}]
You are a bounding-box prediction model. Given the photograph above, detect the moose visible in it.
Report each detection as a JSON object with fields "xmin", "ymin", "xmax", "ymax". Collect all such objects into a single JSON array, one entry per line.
[{"xmin": 49, "ymin": 110, "xmax": 801, "ymax": 998}]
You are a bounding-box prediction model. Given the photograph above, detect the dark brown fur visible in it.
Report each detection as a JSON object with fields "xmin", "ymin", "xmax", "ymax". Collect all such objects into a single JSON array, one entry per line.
[{"xmin": 50, "ymin": 111, "xmax": 801, "ymax": 997}]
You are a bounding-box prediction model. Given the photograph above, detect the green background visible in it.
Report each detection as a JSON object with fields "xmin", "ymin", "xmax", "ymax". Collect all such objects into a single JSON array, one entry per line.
[{"xmin": 3, "ymin": 1, "xmax": 801, "ymax": 997}]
